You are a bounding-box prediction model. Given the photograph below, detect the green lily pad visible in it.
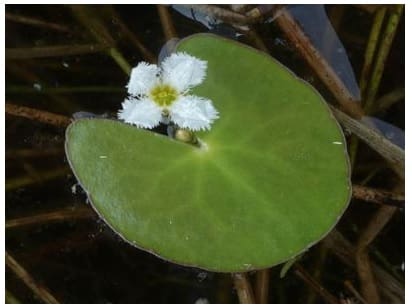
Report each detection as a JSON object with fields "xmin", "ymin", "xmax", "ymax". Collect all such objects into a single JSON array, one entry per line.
[{"xmin": 65, "ymin": 33, "xmax": 351, "ymax": 272}]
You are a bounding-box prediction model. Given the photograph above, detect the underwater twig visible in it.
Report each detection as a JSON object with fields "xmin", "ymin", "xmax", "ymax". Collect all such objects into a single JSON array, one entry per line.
[
  {"xmin": 69, "ymin": 5, "xmax": 114, "ymax": 45},
  {"xmin": 350, "ymin": 5, "xmax": 383, "ymax": 170},
  {"xmin": 5, "ymin": 289, "xmax": 21, "ymax": 304},
  {"xmin": 5, "ymin": 61, "xmax": 79, "ymax": 113},
  {"xmin": 233, "ymin": 25, "xmax": 269, "ymax": 53},
  {"xmin": 6, "ymin": 167, "xmax": 70, "ymax": 191},
  {"xmin": 254, "ymin": 268, "xmax": 270, "ymax": 304},
  {"xmin": 245, "ymin": 5, "xmax": 277, "ymax": 20},
  {"xmin": 5, "ymin": 60, "xmax": 38, "ymax": 82},
  {"xmin": 181, "ymin": 4, "xmax": 259, "ymax": 25},
  {"xmin": 352, "ymin": 184, "xmax": 404, "ymax": 208},
  {"xmin": 294, "ymin": 264, "xmax": 339, "ymax": 304},
  {"xmin": 372, "ymin": 87, "xmax": 404, "ymax": 114},
  {"xmin": 69, "ymin": 5, "xmax": 131, "ymax": 75},
  {"xmin": 6, "ymin": 251, "xmax": 59, "ymax": 303},
  {"xmin": 306, "ymin": 243, "xmax": 329, "ymax": 303},
  {"xmin": 353, "ymin": 4, "xmax": 383, "ymax": 14},
  {"xmin": 6, "ymin": 85, "xmax": 125, "ymax": 94},
  {"xmin": 232, "ymin": 273, "xmax": 256, "ymax": 304},
  {"xmin": 359, "ymin": 6, "xmax": 387, "ymax": 97},
  {"xmin": 5, "ymin": 12, "xmax": 72, "ymax": 33},
  {"xmin": 344, "ymin": 280, "xmax": 367, "ymax": 304},
  {"xmin": 6, "ymin": 207, "xmax": 94, "ymax": 228},
  {"xmin": 6, "ymin": 103, "xmax": 71, "ymax": 127},
  {"xmin": 324, "ymin": 230, "xmax": 404, "ymax": 303},
  {"xmin": 364, "ymin": 5, "xmax": 404, "ymax": 112},
  {"xmin": 332, "ymin": 107, "xmax": 404, "ymax": 179},
  {"xmin": 356, "ymin": 205, "xmax": 397, "ymax": 303},
  {"xmin": 216, "ymin": 275, "xmax": 233, "ymax": 303},
  {"xmin": 105, "ymin": 6, "xmax": 156, "ymax": 63},
  {"xmin": 5, "ymin": 44, "xmax": 109, "ymax": 59},
  {"xmin": 275, "ymin": 8, "xmax": 364, "ymax": 119},
  {"xmin": 157, "ymin": 5, "xmax": 178, "ymax": 41},
  {"xmin": 108, "ymin": 47, "xmax": 132, "ymax": 75}
]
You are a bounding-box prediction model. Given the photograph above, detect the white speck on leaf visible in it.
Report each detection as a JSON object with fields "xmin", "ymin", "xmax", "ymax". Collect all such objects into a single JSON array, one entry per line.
[
  {"xmin": 332, "ymin": 141, "xmax": 343, "ymax": 145},
  {"xmin": 99, "ymin": 155, "xmax": 107, "ymax": 158}
]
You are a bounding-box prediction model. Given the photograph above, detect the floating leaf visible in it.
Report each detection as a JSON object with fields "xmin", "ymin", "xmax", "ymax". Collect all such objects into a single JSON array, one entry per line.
[{"xmin": 65, "ymin": 33, "xmax": 351, "ymax": 272}]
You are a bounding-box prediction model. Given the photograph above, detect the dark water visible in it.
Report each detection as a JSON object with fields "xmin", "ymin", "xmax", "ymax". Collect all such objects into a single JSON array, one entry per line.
[{"xmin": 5, "ymin": 5, "xmax": 404, "ymax": 303}]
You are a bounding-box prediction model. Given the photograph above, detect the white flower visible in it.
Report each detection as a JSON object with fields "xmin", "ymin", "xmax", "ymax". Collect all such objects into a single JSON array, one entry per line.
[{"xmin": 118, "ymin": 52, "xmax": 219, "ymax": 131}]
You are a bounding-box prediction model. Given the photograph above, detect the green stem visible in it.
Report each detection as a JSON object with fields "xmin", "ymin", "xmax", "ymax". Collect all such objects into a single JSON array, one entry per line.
[
  {"xmin": 352, "ymin": 7, "xmax": 387, "ymax": 170},
  {"xmin": 372, "ymin": 87, "xmax": 405, "ymax": 113},
  {"xmin": 69, "ymin": 5, "xmax": 131, "ymax": 76},
  {"xmin": 108, "ymin": 47, "xmax": 131, "ymax": 75},
  {"xmin": 359, "ymin": 7, "xmax": 387, "ymax": 98},
  {"xmin": 5, "ymin": 289, "xmax": 21, "ymax": 304},
  {"xmin": 364, "ymin": 5, "xmax": 404, "ymax": 112}
]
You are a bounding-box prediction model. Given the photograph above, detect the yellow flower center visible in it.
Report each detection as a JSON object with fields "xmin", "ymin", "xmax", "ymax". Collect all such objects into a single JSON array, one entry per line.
[{"xmin": 150, "ymin": 84, "xmax": 178, "ymax": 107}]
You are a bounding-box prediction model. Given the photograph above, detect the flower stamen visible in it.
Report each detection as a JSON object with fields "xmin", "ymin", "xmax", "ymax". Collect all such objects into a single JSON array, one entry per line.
[{"xmin": 149, "ymin": 84, "xmax": 178, "ymax": 107}]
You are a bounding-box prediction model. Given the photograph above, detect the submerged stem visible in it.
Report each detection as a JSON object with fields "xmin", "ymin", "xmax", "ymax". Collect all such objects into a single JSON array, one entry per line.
[
  {"xmin": 364, "ymin": 5, "xmax": 404, "ymax": 112},
  {"xmin": 232, "ymin": 273, "xmax": 256, "ymax": 304}
]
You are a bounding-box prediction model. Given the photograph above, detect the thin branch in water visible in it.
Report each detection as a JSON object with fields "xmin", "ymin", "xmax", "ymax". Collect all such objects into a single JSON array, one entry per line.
[
  {"xmin": 6, "ymin": 251, "xmax": 59, "ymax": 303},
  {"xmin": 352, "ymin": 4, "xmax": 385, "ymax": 14},
  {"xmin": 182, "ymin": 4, "xmax": 259, "ymax": 25},
  {"xmin": 359, "ymin": 7, "xmax": 387, "ymax": 97},
  {"xmin": 364, "ymin": 5, "xmax": 404, "ymax": 112},
  {"xmin": 5, "ymin": 289, "xmax": 21, "ymax": 304},
  {"xmin": 69, "ymin": 5, "xmax": 115, "ymax": 46},
  {"xmin": 105, "ymin": 6, "xmax": 156, "ymax": 63},
  {"xmin": 306, "ymin": 243, "xmax": 329, "ymax": 303},
  {"xmin": 232, "ymin": 273, "xmax": 256, "ymax": 304},
  {"xmin": 254, "ymin": 268, "xmax": 270, "ymax": 304},
  {"xmin": 6, "ymin": 207, "xmax": 95, "ymax": 228},
  {"xmin": 108, "ymin": 47, "xmax": 132, "ymax": 75},
  {"xmin": 344, "ymin": 280, "xmax": 367, "ymax": 303},
  {"xmin": 157, "ymin": 5, "xmax": 178, "ymax": 41},
  {"xmin": 323, "ymin": 230, "xmax": 404, "ymax": 303},
  {"xmin": 5, "ymin": 44, "xmax": 109, "ymax": 59},
  {"xmin": 5, "ymin": 12, "xmax": 72, "ymax": 33},
  {"xmin": 372, "ymin": 87, "xmax": 404, "ymax": 114},
  {"xmin": 6, "ymin": 166, "xmax": 70, "ymax": 191},
  {"xmin": 356, "ymin": 205, "xmax": 397, "ymax": 303},
  {"xmin": 294, "ymin": 263, "xmax": 339, "ymax": 304},
  {"xmin": 352, "ymin": 184, "xmax": 404, "ymax": 208},
  {"xmin": 332, "ymin": 106, "xmax": 404, "ymax": 179},
  {"xmin": 69, "ymin": 5, "xmax": 131, "ymax": 75},
  {"xmin": 5, "ymin": 61, "xmax": 80, "ymax": 113},
  {"xmin": 275, "ymin": 8, "xmax": 364, "ymax": 119},
  {"xmin": 232, "ymin": 25, "xmax": 269, "ymax": 53},
  {"xmin": 6, "ymin": 103, "xmax": 71, "ymax": 127},
  {"xmin": 6, "ymin": 85, "xmax": 125, "ymax": 94}
]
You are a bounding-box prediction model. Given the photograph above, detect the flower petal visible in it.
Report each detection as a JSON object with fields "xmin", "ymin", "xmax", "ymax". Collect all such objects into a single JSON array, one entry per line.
[
  {"xmin": 118, "ymin": 97, "xmax": 162, "ymax": 129},
  {"xmin": 161, "ymin": 52, "xmax": 207, "ymax": 92},
  {"xmin": 127, "ymin": 62, "xmax": 160, "ymax": 96},
  {"xmin": 169, "ymin": 95, "xmax": 219, "ymax": 131}
]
